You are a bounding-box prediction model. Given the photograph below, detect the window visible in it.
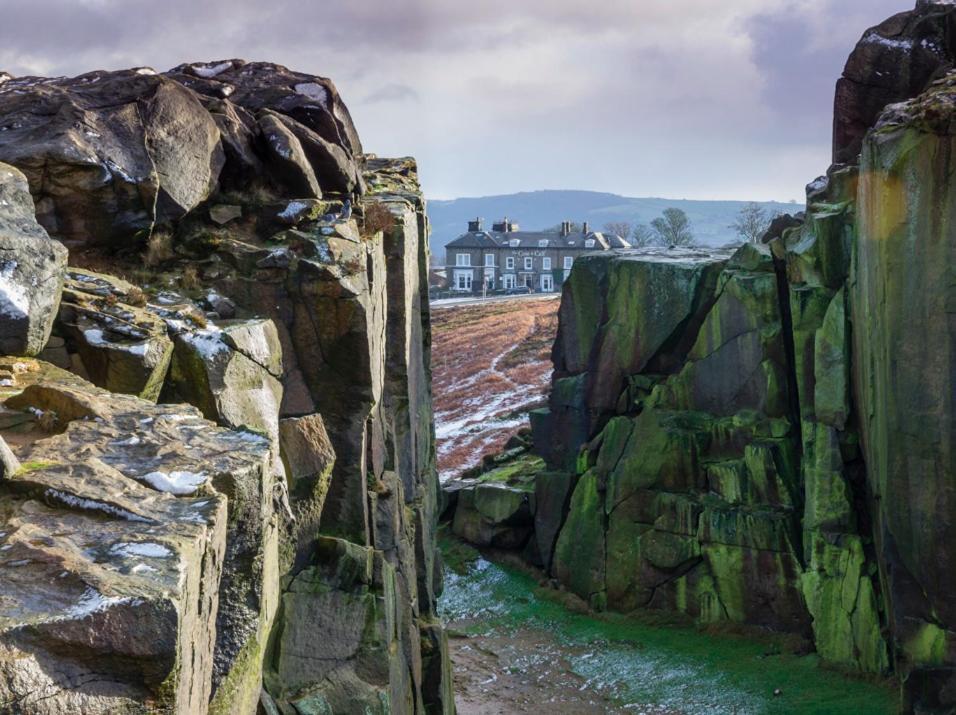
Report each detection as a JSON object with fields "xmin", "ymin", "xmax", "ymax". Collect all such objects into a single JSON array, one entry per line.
[
  {"xmin": 563, "ymin": 256, "xmax": 573, "ymax": 269},
  {"xmin": 524, "ymin": 256, "xmax": 533, "ymax": 270},
  {"xmin": 454, "ymin": 271, "xmax": 473, "ymax": 291},
  {"xmin": 585, "ymin": 239, "xmax": 595, "ymax": 248},
  {"xmin": 509, "ymin": 239, "xmax": 520, "ymax": 248},
  {"xmin": 541, "ymin": 274, "xmax": 554, "ymax": 292},
  {"xmin": 503, "ymin": 274, "xmax": 516, "ymax": 289},
  {"xmin": 455, "ymin": 253, "xmax": 471, "ymax": 267},
  {"xmin": 542, "ymin": 257, "xmax": 551, "ymax": 270},
  {"xmin": 484, "ymin": 254, "xmax": 495, "ymax": 267},
  {"xmin": 505, "ymin": 256, "xmax": 515, "ymax": 270},
  {"xmin": 538, "ymin": 239, "xmax": 549, "ymax": 247}
]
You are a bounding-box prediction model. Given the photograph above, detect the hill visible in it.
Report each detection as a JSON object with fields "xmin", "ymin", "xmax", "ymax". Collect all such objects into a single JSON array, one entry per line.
[{"xmin": 427, "ymin": 190, "xmax": 802, "ymax": 262}]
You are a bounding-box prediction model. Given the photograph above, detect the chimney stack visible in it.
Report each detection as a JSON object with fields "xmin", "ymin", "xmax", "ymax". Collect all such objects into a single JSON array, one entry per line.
[
  {"xmin": 582, "ymin": 221, "xmax": 590, "ymax": 234},
  {"xmin": 467, "ymin": 217, "xmax": 483, "ymax": 232}
]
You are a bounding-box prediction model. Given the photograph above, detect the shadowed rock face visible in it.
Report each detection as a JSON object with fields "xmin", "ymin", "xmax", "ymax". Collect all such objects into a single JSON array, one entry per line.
[
  {"xmin": 0, "ymin": 60, "xmax": 451, "ymax": 714},
  {"xmin": 854, "ymin": 73, "xmax": 956, "ymax": 710}
]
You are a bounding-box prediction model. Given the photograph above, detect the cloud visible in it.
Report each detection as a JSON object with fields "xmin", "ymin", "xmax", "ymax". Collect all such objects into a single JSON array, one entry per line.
[
  {"xmin": 0, "ymin": 0, "xmax": 917, "ymax": 202},
  {"xmin": 363, "ymin": 83, "xmax": 420, "ymax": 104}
]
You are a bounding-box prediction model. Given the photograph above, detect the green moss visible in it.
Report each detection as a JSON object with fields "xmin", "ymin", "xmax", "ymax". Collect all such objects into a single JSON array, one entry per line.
[
  {"xmin": 552, "ymin": 470, "xmax": 606, "ymax": 602},
  {"xmin": 904, "ymin": 622, "xmax": 947, "ymax": 667},
  {"xmin": 476, "ymin": 453, "xmax": 544, "ymax": 491},
  {"xmin": 800, "ymin": 533, "xmax": 889, "ymax": 674},
  {"xmin": 15, "ymin": 460, "xmax": 58, "ymax": 474},
  {"xmin": 208, "ymin": 635, "xmax": 266, "ymax": 715},
  {"xmin": 440, "ymin": 550, "xmax": 897, "ymax": 713}
]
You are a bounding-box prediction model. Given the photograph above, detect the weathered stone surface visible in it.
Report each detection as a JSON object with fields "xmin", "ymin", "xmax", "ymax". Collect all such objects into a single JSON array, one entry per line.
[
  {"xmin": 0, "ymin": 71, "xmax": 224, "ymax": 248},
  {"xmin": 165, "ymin": 318, "xmax": 284, "ymax": 468},
  {"xmin": 58, "ymin": 269, "xmax": 173, "ymax": 401},
  {"xmin": 833, "ymin": 1, "xmax": 956, "ymax": 164},
  {"xmin": 0, "ymin": 61, "xmax": 453, "ymax": 714},
  {"xmin": 166, "ymin": 60, "xmax": 363, "ymax": 158},
  {"xmin": 853, "ymin": 72, "xmax": 956, "ymax": 707},
  {"xmin": 278, "ymin": 414, "xmax": 335, "ymax": 567},
  {"xmin": 264, "ymin": 536, "xmax": 413, "ymax": 713},
  {"xmin": 258, "ymin": 111, "xmax": 323, "ymax": 199},
  {"xmin": 0, "ymin": 163, "xmax": 67, "ymax": 356},
  {"xmin": 0, "ymin": 357, "xmax": 271, "ymax": 714}
]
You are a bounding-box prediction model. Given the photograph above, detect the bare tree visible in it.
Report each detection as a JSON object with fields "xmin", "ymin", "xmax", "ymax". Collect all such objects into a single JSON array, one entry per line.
[
  {"xmin": 631, "ymin": 223, "xmax": 656, "ymax": 247},
  {"xmin": 603, "ymin": 221, "xmax": 633, "ymax": 243},
  {"xmin": 731, "ymin": 202, "xmax": 769, "ymax": 244},
  {"xmin": 650, "ymin": 208, "xmax": 695, "ymax": 247}
]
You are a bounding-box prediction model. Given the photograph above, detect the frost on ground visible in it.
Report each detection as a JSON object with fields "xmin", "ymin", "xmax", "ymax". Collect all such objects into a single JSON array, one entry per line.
[{"xmin": 431, "ymin": 296, "xmax": 558, "ymax": 481}]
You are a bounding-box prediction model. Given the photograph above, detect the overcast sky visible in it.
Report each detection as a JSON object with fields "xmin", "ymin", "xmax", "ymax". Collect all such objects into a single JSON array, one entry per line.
[{"xmin": 0, "ymin": 0, "xmax": 907, "ymax": 202}]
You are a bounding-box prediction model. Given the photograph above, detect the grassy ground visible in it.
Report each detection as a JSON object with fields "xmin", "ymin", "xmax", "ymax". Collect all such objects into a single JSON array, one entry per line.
[{"xmin": 439, "ymin": 531, "xmax": 898, "ymax": 714}]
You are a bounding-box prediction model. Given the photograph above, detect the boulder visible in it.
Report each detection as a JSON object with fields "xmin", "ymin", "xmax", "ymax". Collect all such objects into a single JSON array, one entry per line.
[
  {"xmin": 165, "ymin": 318, "xmax": 284, "ymax": 471},
  {"xmin": 166, "ymin": 60, "xmax": 363, "ymax": 157},
  {"xmin": 257, "ymin": 111, "xmax": 323, "ymax": 199},
  {"xmin": 833, "ymin": 1, "xmax": 956, "ymax": 163},
  {"xmin": 0, "ymin": 70, "xmax": 223, "ymax": 248},
  {"xmin": 0, "ymin": 163, "xmax": 67, "ymax": 356},
  {"xmin": 57, "ymin": 269, "xmax": 173, "ymax": 401}
]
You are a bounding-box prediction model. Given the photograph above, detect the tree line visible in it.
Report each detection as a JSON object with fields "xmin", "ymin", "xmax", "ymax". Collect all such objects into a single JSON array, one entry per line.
[{"xmin": 598, "ymin": 202, "xmax": 777, "ymax": 248}]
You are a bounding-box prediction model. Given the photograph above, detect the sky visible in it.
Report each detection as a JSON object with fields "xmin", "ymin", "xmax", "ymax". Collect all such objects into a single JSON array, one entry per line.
[{"xmin": 0, "ymin": 0, "xmax": 908, "ymax": 202}]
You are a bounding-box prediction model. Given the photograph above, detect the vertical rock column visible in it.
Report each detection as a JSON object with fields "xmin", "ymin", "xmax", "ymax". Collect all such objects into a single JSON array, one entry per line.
[
  {"xmin": 852, "ymin": 74, "xmax": 956, "ymax": 709},
  {"xmin": 774, "ymin": 167, "xmax": 889, "ymax": 675}
]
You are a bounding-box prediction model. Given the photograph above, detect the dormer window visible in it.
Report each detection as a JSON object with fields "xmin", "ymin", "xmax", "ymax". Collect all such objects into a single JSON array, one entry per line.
[
  {"xmin": 509, "ymin": 238, "xmax": 520, "ymax": 248},
  {"xmin": 538, "ymin": 239, "xmax": 549, "ymax": 247},
  {"xmin": 585, "ymin": 239, "xmax": 595, "ymax": 248}
]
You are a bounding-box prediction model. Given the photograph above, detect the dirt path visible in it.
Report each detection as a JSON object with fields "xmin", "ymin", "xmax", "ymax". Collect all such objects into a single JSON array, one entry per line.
[{"xmin": 431, "ymin": 296, "xmax": 558, "ymax": 481}]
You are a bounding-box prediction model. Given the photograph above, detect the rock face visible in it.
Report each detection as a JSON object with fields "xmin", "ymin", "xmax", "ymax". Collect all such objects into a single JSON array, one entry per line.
[
  {"xmin": 0, "ymin": 61, "xmax": 451, "ymax": 714},
  {"xmin": 854, "ymin": 72, "xmax": 956, "ymax": 709},
  {"xmin": 445, "ymin": 6, "xmax": 956, "ymax": 712}
]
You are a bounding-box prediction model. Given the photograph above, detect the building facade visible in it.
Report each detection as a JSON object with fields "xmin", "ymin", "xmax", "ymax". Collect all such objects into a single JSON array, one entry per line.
[{"xmin": 444, "ymin": 218, "xmax": 628, "ymax": 293}]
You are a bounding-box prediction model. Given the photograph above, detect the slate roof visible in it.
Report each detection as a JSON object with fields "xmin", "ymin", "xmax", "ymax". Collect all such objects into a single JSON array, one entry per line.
[{"xmin": 447, "ymin": 229, "xmax": 629, "ymax": 250}]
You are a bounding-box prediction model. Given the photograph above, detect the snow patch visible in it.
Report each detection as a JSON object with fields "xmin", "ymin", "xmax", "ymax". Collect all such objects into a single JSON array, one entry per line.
[
  {"xmin": 46, "ymin": 489, "xmax": 151, "ymax": 523},
  {"xmin": 83, "ymin": 328, "xmax": 149, "ymax": 356},
  {"xmin": 294, "ymin": 82, "xmax": 327, "ymax": 105},
  {"xmin": 0, "ymin": 260, "xmax": 28, "ymax": 318},
  {"xmin": 861, "ymin": 32, "xmax": 913, "ymax": 50},
  {"xmin": 65, "ymin": 586, "xmax": 141, "ymax": 620},
  {"xmin": 191, "ymin": 61, "xmax": 232, "ymax": 78},
  {"xmin": 109, "ymin": 541, "xmax": 172, "ymax": 559},
  {"xmin": 181, "ymin": 329, "xmax": 230, "ymax": 360},
  {"xmin": 278, "ymin": 200, "xmax": 311, "ymax": 220},
  {"xmin": 141, "ymin": 470, "xmax": 207, "ymax": 496}
]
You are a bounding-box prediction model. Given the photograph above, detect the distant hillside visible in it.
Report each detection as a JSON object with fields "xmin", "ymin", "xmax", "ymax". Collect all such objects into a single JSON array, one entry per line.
[{"xmin": 427, "ymin": 190, "xmax": 802, "ymax": 262}]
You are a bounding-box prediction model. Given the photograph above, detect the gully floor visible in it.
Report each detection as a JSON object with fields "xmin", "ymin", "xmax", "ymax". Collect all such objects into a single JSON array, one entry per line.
[{"xmin": 438, "ymin": 536, "xmax": 897, "ymax": 714}]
